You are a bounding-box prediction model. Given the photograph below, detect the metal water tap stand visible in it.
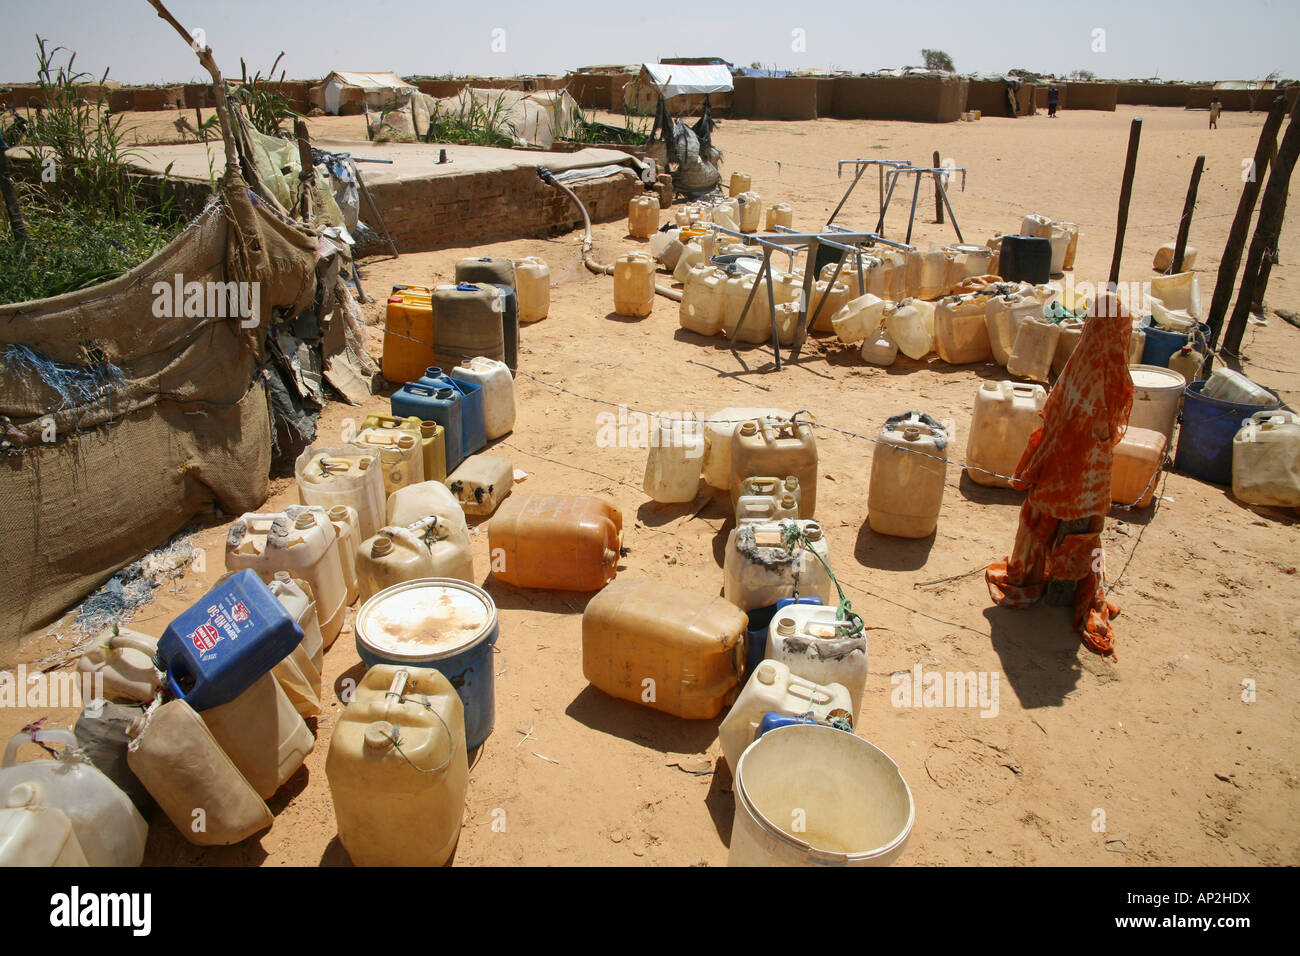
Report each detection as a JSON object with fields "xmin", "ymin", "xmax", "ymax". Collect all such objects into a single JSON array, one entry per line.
[
  {"xmin": 829, "ymin": 158, "xmax": 915, "ymax": 228},
  {"xmin": 711, "ymin": 224, "xmax": 914, "ymax": 365},
  {"xmin": 876, "ymin": 163, "xmax": 969, "ymax": 244}
]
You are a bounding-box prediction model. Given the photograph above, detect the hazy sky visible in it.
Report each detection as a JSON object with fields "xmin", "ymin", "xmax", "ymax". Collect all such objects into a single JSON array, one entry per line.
[{"xmin": 2, "ymin": 0, "xmax": 1296, "ymax": 85}]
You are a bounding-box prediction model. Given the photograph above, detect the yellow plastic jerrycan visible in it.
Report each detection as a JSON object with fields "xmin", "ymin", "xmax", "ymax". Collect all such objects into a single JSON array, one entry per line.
[{"xmin": 326, "ymin": 666, "xmax": 468, "ymax": 867}]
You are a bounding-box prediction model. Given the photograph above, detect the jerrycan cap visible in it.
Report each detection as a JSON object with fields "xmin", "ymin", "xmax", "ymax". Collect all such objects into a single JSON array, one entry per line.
[
  {"xmin": 421, "ymin": 420, "xmax": 440, "ymax": 437},
  {"xmin": 274, "ymin": 570, "xmax": 292, "ymax": 582},
  {"xmin": 364, "ymin": 721, "xmax": 396, "ymax": 752},
  {"xmin": 739, "ymin": 421, "xmax": 758, "ymax": 436},
  {"xmin": 776, "ymin": 617, "xmax": 797, "ymax": 637},
  {"xmin": 455, "ymin": 283, "xmax": 479, "ymax": 292},
  {"xmin": 6, "ymin": 781, "xmax": 43, "ymax": 808},
  {"xmin": 756, "ymin": 662, "xmax": 777, "ymax": 685},
  {"xmin": 294, "ymin": 512, "xmax": 317, "ymax": 531},
  {"xmin": 371, "ymin": 537, "xmax": 394, "ymax": 558},
  {"xmin": 425, "ymin": 366, "xmax": 443, "ymax": 378},
  {"xmin": 328, "ymin": 506, "xmax": 349, "ymax": 521},
  {"xmin": 781, "ymin": 493, "xmax": 796, "ymax": 508},
  {"xmin": 783, "ymin": 475, "xmax": 798, "ymax": 490},
  {"xmin": 804, "ymin": 523, "xmax": 823, "ymax": 541}
]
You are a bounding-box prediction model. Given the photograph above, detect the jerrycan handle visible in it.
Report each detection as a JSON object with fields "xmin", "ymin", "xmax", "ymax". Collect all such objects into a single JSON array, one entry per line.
[
  {"xmin": 370, "ymin": 414, "xmax": 401, "ymax": 428},
  {"xmin": 3, "ymin": 728, "xmax": 79, "ymax": 767},
  {"xmin": 787, "ymin": 677, "xmax": 833, "ymax": 707},
  {"xmin": 386, "ymin": 669, "xmax": 410, "ymax": 700},
  {"xmin": 405, "ymin": 384, "xmax": 435, "ymax": 397}
]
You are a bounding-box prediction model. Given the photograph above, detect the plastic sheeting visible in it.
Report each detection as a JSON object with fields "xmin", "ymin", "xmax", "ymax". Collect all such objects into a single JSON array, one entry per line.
[
  {"xmin": 430, "ymin": 88, "xmax": 581, "ymax": 149},
  {"xmin": 638, "ymin": 64, "xmax": 734, "ymax": 98}
]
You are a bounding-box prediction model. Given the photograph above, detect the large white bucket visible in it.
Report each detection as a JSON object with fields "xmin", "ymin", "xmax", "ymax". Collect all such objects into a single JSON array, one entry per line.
[
  {"xmin": 1128, "ymin": 364, "xmax": 1186, "ymax": 445},
  {"xmin": 728, "ymin": 724, "xmax": 914, "ymax": 866}
]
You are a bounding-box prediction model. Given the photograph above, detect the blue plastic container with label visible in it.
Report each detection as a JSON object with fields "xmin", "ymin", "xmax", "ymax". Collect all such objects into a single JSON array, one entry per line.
[{"xmin": 155, "ymin": 569, "xmax": 303, "ymax": 711}]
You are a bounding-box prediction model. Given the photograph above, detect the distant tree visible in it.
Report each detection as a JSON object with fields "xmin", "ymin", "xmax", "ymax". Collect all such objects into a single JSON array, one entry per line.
[
  {"xmin": 1071, "ymin": 69, "xmax": 1096, "ymax": 81},
  {"xmin": 922, "ymin": 49, "xmax": 955, "ymax": 72},
  {"xmin": 750, "ymin": 61, "xmax": 762, "ymax": 70}
]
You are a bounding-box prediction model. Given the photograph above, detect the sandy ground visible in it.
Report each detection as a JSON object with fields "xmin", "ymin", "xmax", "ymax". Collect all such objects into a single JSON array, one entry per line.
[{"xmin": 4, "ymin": 105, "xmax": 1298, "ymax": 866}]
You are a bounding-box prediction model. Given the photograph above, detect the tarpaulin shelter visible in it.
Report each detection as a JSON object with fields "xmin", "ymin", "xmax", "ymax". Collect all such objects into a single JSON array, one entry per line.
[
  {"xmin": 623, "ymin": 63, "xmax": 734, "ymax": 116},
  {"xmin": 310, "ymin": 71, "xmax": 417, "ymax": 115},
  {"xmin": 427, "ymin": 89, "xmax": 581, "ymax": 149}
]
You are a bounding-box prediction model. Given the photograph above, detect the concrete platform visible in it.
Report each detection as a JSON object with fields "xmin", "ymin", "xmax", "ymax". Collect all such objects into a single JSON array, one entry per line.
[{"xmin": 124, "ymin": 140, "xmax": 646, "ymax": 250}]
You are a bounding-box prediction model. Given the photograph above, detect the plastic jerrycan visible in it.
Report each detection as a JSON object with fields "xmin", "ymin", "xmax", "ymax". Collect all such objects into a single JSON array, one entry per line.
[
  {"xmin": 729, "ymin": 171, "xmax": 752, "ymax": 197},
  {"xmin": 1232, "ymin": 410, "xmax": 1300, "ymax": 508},
  {"xmin": 386, "ymin": 479, "xmax": 470, "ymax": 532},
  {"xmin": 381, "ymin": 287, "xmax": 436, "ymax": 386},
  {"xmin": 730, "ymin": 417, "xmax": 819, "ymax": 516},
  {"xmin": 452, "ymin": 356, "xmax": 516, "ymax": 439},
  {"xmin": 1, "ymin": 729, "xmax": 148, "ymax": 866},
  {"xmin": 431, "ymin": 282, "xmax": 506, "ymax": 374},
  {"xmin": 614, "ymin": 252, "xmax": 656, "ymax": 317},
  {"xmin": 735, "ymin": 475, "xmax": 802, "ymax": 523},
  {"xmin": 643, "ymin": 417, "xmax": 706, "ymax": 503},
  {"xmin": 75, "ymin": 627, "xmax": 160, "ymax": 703},
  {"xmin": 934, "ymin": 294, "xmax": 994, "ymax": 365},
  {"xmin": 868, "ymin": 412, "xmax": 949, "ymax": 538},
  {"xmin": 357, "ymin": 516, "xmax": 476, "ymax": 602},
  {"xmin": 0, "ymin": 805, "xmax": 88, "ymax": 866},
  {"xmin": 1006, "ymin": 317, "xmax": 1061, "ymax": 383},
  {"xmin": 295, "ymin": 444, "xmax": 387, "ymax": 541},
  {"xmin": 127, "ymin": 699, "xmax": 273, "ymax": 846},
  {"xmin": 417, "ymin": 367, "xmax": 484, "ymax": 461},
  {"xmin": 267, "ymin": 573, "xmax": 325, "ymax": 719},
  {"xmin": 965, "ymin": 381, "xmax": 1047, "ymax": 489},
  {"xmin": 326, "ymin": 504, "xmax": 361, "ymax": 605},
  {"xmin": 199, "ymin": 670, "xmax": 314, "ymax": 800},
  {"xmin": 723, "ymin": 520, "xmax": 834, "ymax": 612},
  {"xmin": 513, "ymin": 257, "xmax": 551, "ymax": 322},
  {"xmin": 73, "ymin": 701, "xmax": 158, "ymax": 820},
  {"xmin": 702, "ymin": 408, "xmax": 791, "ymax": 490},
  {"xmin": 628, "ymin": 194, "xmax": 661, "ymax": 238},
  {"xmin": 224, "ymin": 508, "xmax": 348, "ymax": 647},
  {"xmin": 718, "ymin": 660, "xmax": 853, "ymax": 771},
  {"xmin": 1110, "ymin": 427, "xmax": 1167, "ymax": 508},
  {"xmin": 156, "ymin": 569, "xmax": 305, "ymax": 711},
  {"xmin": 887, "ymin": 299, "xmax": 934, "ymax": 361},
  {"xmin": 488, "ymin": 494, "xmax": 623, "ymax": 591},
  {"xmin": 326, "ymin": 666, "xmax": 468, "ymax": 867},
  {"xmin": 393, "ymin": 380, "xmax": 464, "ymax": 473},
  {"xmin": 446, "ymin": 454, "xmax": 514, "ymax": 516},
  {"xmin": 581, "ymin": 577, "xmax": 747, "ymax": 719},
  {"xmin": 765, "ymin": 604, "xmax": 868, "ymax": 711},
  {"xmin": 353, "ymin": 424, "xmax": 424, "ymax": 497}
]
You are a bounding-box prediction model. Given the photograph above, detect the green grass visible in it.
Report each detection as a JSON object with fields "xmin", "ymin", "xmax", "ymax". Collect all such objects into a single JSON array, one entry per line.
[{"xmin": 0, "ymin": 192, "xmax": 183, "ymax": 304}]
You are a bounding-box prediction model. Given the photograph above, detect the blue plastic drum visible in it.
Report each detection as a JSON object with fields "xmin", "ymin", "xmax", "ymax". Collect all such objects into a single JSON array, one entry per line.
[{"xmin": 355, "ymin": 578, "xmax": 500, "ymax": 751}]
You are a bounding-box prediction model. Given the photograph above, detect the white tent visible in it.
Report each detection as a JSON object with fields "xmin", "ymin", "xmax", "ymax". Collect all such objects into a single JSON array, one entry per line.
[
  {"xmin": 313, "ymin": 71, "xmax": 418, "ymax": 115},
  {"xmin": 637, "ymin": 63, "xmax": 734, "ymax": 98}
]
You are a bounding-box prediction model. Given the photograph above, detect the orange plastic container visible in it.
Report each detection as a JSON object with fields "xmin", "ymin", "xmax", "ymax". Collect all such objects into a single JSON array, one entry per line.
[
  {"xmin": 1111, "ymin": 427, "xmax": 1167, "ymax": 508},
  {"xmin": 382, "ymin": 287, "xmax": 435, "ymax": 385},
  {"xmin": 488, "ymin": 494, "xmax": 623, "ymax": 591}
]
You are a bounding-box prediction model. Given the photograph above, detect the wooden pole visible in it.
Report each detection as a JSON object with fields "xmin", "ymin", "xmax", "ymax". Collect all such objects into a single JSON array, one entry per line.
[
  {"xmin": 1108, "ymin": 117, "xmax": 1142, "ymax": 288},
  {"xmin": 0, "ymin": 136, "xmax": 28, "ymax": 245},
  {"xmin": 1222, "ymin": 106, "xmax": 1300, "ymax": 356},
  {"xmin": 1170, "ymin": 155, "xmax": 1204, "ymax": 273},
  {"xmin": 294, "ymin": 119, "xmax": 314, "ymax": 221},
  {"xmin": 932, "ymin": 149, "xmax": 943, "ymax": 224},
  {"xmin": 1204, "ymin": 95, "xmax": 1289, "ymax": 353}
]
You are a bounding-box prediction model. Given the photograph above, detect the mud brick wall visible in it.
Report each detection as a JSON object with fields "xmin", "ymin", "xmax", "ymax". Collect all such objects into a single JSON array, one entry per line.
[
  {"xmin": 1187, "ymin": 86, "xmax": 1299, "ymax": 111},
  {"xmin": 132, "ymin": 85, "xmax": 186, "ymax": 111},
  {"xmin": 831, "ymin": 75, "xmax": 968, "ymax": 122},
  {"xmin": 967, "ymin": 80, "xmax": 1017, "ymax": 117},
  {"xmin": 1117, "ymin": 84, "xmax": 1190, "ymax": 107},
  {"xmin": 750, "ymin": 78, "xmax": 819, "ymax": 120},
  {"xmin": 365, "ymin": 166, "xmax": 642, "ymax": 251},
  {"xmin": 1062, "ymin": 82, "xmax": 1117, "ymax": 111}
]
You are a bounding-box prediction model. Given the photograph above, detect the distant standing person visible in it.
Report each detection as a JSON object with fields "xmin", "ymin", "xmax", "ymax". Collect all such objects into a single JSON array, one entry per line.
[
  {"xmin": 1209, "ymin": 96, "xmax": 1222, "ymax": 129},
  {"xmin": 1048, "ymin": 85, "xmax": 1059, "ymax": 118}
]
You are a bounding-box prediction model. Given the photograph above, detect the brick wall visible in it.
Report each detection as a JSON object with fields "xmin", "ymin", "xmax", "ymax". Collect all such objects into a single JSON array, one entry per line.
[{"xmin": 365, "ymin": 165, "xmax": 642, "ymax": 251}]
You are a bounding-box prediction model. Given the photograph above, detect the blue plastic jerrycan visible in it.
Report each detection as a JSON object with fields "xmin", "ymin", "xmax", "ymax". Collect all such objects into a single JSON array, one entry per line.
[
  {"xmin": 414, "ymin": 367, "xmax": 485, "ymax": 461},
  {"xmin": 392, "ymin": 377, "xmax": 464, "ymax": 471},
  {"xmin": 155, "ymin": 569, "xmax": 304, "ymax": 711}
]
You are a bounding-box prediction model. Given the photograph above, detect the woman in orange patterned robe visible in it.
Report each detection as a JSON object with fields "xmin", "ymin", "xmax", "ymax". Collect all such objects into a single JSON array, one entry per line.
[{"xmin": 985, "ymin": 292, "xmax": 1134, "ymax": 658}]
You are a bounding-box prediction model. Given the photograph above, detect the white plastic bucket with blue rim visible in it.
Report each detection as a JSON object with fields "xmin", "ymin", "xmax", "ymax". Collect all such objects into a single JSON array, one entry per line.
[
  {"xmin": 355, "ymin": 578, "xmax": 498, "ymax": 750},
  {"xmin": 728, "ymin": 723, "xmax": 914, "ymax": 867}
]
